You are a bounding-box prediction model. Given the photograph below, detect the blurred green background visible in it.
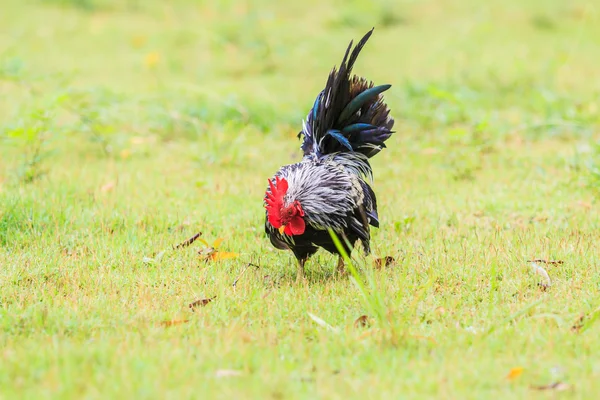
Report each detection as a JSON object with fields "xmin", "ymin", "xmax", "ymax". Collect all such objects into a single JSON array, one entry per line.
[{"xmin": 2, "ymin": 0, "xmax": 599, "ymax": 144}]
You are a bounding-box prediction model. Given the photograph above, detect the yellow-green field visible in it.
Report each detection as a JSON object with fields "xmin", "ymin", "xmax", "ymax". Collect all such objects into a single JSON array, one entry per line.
[{"xmin": 1, "ymin": 0, "xmax": 600, "ymax": 398}]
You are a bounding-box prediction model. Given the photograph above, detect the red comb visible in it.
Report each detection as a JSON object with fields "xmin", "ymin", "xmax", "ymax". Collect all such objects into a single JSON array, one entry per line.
[
  {"xmin": 266, "ymin": 177, "xmax": 288, "ymax": 203},
  {"xmin": 265, "ymin": 177, "xmax": 289, "ymax": 228}
]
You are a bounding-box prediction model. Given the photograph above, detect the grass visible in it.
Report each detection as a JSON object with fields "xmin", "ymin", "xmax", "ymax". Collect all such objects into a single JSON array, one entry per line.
[{"xmin": 1, "ymin": 0, "xmax": 600, "ymax": 397}]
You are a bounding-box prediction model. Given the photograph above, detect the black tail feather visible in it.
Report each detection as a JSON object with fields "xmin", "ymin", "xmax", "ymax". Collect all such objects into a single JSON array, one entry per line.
[{"xmin": 299, "ymin": 28, "xmax": 394, "ymax": 159}]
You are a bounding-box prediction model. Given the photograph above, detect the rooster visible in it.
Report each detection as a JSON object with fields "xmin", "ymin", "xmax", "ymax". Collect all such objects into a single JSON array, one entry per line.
[{"xmin": 264, "ymin": 28, "xmax": 394, "ymax": 281}]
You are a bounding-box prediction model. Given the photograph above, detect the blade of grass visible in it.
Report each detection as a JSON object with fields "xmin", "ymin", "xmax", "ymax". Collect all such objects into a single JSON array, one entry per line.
[{"xmin": 328, "ymin": 229, "xmax": 387, "ymax": 325}]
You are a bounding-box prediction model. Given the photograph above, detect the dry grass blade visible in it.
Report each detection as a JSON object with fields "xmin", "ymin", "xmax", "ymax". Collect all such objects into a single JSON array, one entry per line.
[
  {"xmin": 189, "ymin": 296, "xmax": 216, "ymax": 311},
  {"xmin": 308, "ymin": 312, "xmax": 340, "ymax": 333},
  {"xmin": 232, "ymin": 263, "xmax": 260, "ymax": 287},
  {"xmin": 158, "ymin": 319, "xmax": 189, "ymax": 327},
  {"xmin": 214, "ymin": 370, "xmax": 243, "ymax": 378},
  {"xmin": 174, "ymin": 232, "xmax": 202, "ymax": 249},
  {"xmin": 530, "ymin": 382, "xmax": 570, "ymax": 391}
]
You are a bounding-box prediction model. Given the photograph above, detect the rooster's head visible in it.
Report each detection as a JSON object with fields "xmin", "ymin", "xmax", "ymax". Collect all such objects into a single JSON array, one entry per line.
[{"xmin": 265, "ymin": 176, "xmax": 305, "ymax": 236}]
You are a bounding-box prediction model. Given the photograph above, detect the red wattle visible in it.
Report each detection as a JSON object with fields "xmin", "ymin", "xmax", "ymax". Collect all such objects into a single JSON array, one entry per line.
[{"xmin": 287, "ymin": 216, "xmax": 306, "ymax": 235}]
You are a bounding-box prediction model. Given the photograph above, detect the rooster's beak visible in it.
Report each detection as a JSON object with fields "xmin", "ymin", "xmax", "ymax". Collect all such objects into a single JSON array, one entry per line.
[{"xmin": 278, "ymin": 225, "xmax": 286, "ymax": 235}]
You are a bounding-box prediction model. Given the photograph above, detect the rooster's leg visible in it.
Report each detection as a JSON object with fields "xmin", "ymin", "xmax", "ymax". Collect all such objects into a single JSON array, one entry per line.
[
  {"xmin": 296, "ymin": 257, "xmax": 307, "ymax": 282},
  {"xmin": 336, "ymin": 256, "xmax": 345, "ymax": 275}
]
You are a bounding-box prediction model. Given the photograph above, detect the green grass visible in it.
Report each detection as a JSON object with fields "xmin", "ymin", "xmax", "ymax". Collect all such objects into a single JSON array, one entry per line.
[{"xmin": 2, "ymin": 0, "xmax": 600, "ymax": 397}]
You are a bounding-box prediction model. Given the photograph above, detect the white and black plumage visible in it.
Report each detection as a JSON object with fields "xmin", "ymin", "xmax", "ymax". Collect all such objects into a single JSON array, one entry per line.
[{"xmin": 264, "ymin": 28, "xmax": 394, "ymax": 280}]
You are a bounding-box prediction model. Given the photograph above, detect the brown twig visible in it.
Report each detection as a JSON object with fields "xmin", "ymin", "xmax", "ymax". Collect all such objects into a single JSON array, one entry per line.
[
  {"xmin": 189, "ymin": 296, "xmax": 216, "ymax": 311},
  {"xmin": 232, "ymin": 262, "xmax": 261, "ymax": 287},
  {"xmin": 174, "ymin": 232, "xmax": 202, "ymax": 249},
  {"xmin": 527, "ymin": 259, "xmax": 564, "ymax": 265}
]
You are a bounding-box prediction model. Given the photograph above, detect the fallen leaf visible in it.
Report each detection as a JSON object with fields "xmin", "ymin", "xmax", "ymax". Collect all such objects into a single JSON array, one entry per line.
[
  {"xmin": 144, "ymin": 51, "xmax": 160, "ymax": 68},
  {"xmin": 159, "ymin": 319, "xmax": 189, "ymax": 327},
  {"xmin": 189, "ymin": 296, "xmax": 216, "ymax": 311},
  {"xmin": 354, "ymin": 315, "xmax": 370, "ymax": 328},
  {"xmin": 506, "ymin": 367, "xmax": 524, "ymax": 380},
  {"xmin": 215, "ymin": 369, "xmax": 243, "ymax": 378},
  {"xmin": 100, "ymin": 181, "xmax": 115, "ymax": 192},
  {"xmin": 212, "ymin": 237, "xmax": 224, "ymax": 249},
  {"xmin": 197, "ymin": 237, "xmax": 238, "ymax": 262},
  {"xmin": 174, "ymin": 232, "xmax": 202, "ymax": 249},
  {"xmin": 572, "ymin": 314, "xmax": 585, "ymax": 333},
  {"xmin": 374, "ymin": 256, "xmax": 395, "ymax": 269},
  {"xmin": 210, "ymin": 251, "xmax": 239, "ymax": 261},
  {"xmin": 530, "ymin": 262, "xmax": 551, "ymax": 289},
  {"xmin": 308, "ymin": 312, "xmax": 340, "ymax": 333},
  {"xmin": 571, "ymin": 306, "xmax": 600, "ymax": 333},
  {"xmin": 530, "ymin": 382, "xmax": 570, "ymax": 391}
]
